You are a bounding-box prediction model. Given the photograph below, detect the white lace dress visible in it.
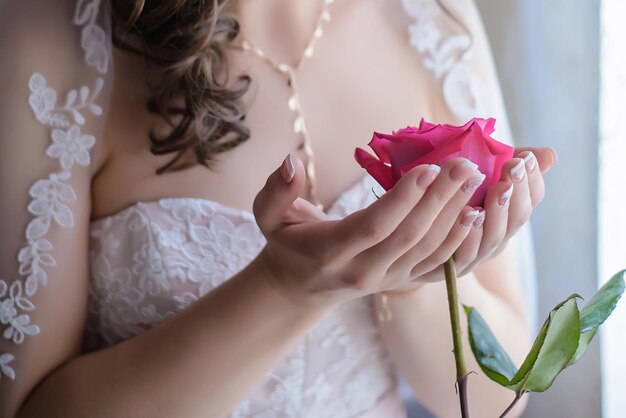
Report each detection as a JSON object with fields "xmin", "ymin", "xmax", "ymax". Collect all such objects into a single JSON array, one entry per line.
[
  {"xmin": 85, "ymin": 174, "xmax": 407, "ymax": 418},
  {"xmin": 0, "ymin": 0, "xmax": 537, "ymax": 417}
]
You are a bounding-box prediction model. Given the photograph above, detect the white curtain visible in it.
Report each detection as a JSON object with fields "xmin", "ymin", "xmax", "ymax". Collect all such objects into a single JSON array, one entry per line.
[{"xmin": 599, "ymin": 1, "xmax": 626, "ymax": 417}]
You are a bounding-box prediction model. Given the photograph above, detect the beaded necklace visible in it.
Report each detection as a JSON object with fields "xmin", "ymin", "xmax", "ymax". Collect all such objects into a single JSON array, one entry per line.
[{"xmin": 241, "ymin": 0, "xmax": 336, "ymax": 210}]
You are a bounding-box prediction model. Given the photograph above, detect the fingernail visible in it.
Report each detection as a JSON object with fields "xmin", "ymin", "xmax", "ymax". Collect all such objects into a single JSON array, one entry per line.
[
  {"xmin": 523, "ymin": 152, "xmax": 536, "ymax": 172},
  {"xmin": 416, "ymin": 164, "xmax": 441, "ymax": 187},
  {"xmin": 510, "ymin": 159, "xmax": 525, "ymax": 183},
  {"xmin": 451, "ymin": 159, "xmax": 479, "ymax": 181},
  {"xmin": 281, "ymin": 154, "xmax": 295, "ymax": 183},
  {"xmin": 461, "ymin": 159, "xmax": 479, "ymax": 171},
  {"xmin": 549, "ymin": 147, "xmax": 559, "ymax": 165},
  {"xmin": 498, "ymin": 183, "xmax": 513, "ymax": 206},
  {"xmin": 461, "ymin": 171, "xmax": 486, "ymax": 194},
  {"xmin": 461, "ymin": 209, "xmax": 480, "ymax": 227},
  {"xmin": 473, "ymin": 209, "xmax": 486, "ymax": 227}
]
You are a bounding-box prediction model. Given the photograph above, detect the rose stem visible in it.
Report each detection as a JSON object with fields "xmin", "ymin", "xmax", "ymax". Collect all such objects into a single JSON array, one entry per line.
[
  {"xmin": 499, "ymin": 391, "xmax": 526, "ymax": 418},
  {"xmin": 444, "ymin": 256, "xmax": 470, "ymax": 418}
]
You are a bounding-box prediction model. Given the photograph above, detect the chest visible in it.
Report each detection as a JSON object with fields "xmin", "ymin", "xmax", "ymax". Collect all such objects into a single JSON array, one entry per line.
[{"xmin": 92, "ymin": 0, "xmax": 446, "ymax": 220}]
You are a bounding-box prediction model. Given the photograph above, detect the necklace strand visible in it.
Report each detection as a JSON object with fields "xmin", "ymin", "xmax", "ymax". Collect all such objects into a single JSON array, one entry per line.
[{"xmin": 242, "ymin": 0, "xmax": 335, "ymax": 210}]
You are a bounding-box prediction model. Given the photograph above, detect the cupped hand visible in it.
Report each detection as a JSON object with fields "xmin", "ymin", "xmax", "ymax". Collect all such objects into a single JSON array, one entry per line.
[
  {"xmin": 252, "ymin": 154, "xmax": 487, "ymax": 307},
  {"xmin": 416, "ymin": 146, "xmax": 558, "ymax": 282}
]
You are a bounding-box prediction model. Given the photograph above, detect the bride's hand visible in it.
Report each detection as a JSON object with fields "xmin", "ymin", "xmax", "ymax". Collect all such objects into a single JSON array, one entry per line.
[
  {"xmin": 416, "ymin": 146, "xmax": 558, "ymax": 282},
  {"xmin": 252, "ymin": 154, "xmax": 485, "ymax": 307}
]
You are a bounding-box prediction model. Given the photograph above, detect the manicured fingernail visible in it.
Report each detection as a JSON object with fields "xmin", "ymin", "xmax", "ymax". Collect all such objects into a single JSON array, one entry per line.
[
  {"xmin": 498, "ymin": 183, "xmax": 513, "ymax": 206},
  {"xmin": 510, "ymin": 159, "xmax": 525, "ymax": 183},
  {"xmin": 461, "ymin": 209, "xmax": 480, "ymax": 227},
  {"xmin": 461, "ymin": 171, "xmax": 486, "ymax": 194},
  {"xmin": 473, "ymin": 209, "xmax": 486, "ymax": 227},
  {"xmin": 451, "ymin": 160, "xmax": 479, "ymax": 181},
  {"xmin": 461, "ymin": 159, "xmax": 479, "ymax": 171},
  {"xmin": 549, "ymin": 147, "xmax": 558, "ymax": 165},
  {"xmin": 416, "ymin": 164, "xmax": 441, "ymax": 187},
  {"xmin": 281, "ymin": 154, "xmax": 295, "ymax": 183},
  {"xmin": 523, "ymin": 152, "xmax": 536, "ymax": 172}
]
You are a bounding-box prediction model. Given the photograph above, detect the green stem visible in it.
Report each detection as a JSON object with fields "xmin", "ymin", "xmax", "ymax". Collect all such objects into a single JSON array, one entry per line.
[
  {"xmin": 444, "ymin": 256, "xmax": 470, "ymax": 418},
  {"xmin": 499, "ymin": 391, "xmax": 526, "ymax": 418}
]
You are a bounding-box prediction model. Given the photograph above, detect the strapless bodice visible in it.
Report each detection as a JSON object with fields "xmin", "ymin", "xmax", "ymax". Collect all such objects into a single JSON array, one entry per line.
[{"xmin": 84, "ymin": 174, "xmax": 406, "ymax": 418}]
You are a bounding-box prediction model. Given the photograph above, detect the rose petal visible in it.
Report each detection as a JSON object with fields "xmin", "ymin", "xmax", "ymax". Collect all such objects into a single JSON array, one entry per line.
[
  {"xmin": 354, "ymin": 148, "xmax": 395, "ymax": 190},
  {"xmin": 473, "ymin": 117, "xmax": 496, "ymax": 135},
  {"xmin": 355, "ymin": 117, "xmax": 515, "ymax": 207},
  {"xmin": 370, "ymin": 133, "xmax": 436, "ymax": 179},
  {"xmin": 398, "ymin": 130, "xmax": 467, "ymax": 175},
  {"xmin": 367, "ymin": 133, "xmax": 392, "ymax": 163},
  {"xmin": 418, "ymin": 118, "xmax": 435, "ymax": 130}
]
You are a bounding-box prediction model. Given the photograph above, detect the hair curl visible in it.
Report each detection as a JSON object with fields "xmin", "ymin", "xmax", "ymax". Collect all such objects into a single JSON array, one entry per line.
[{"xmin": 109, "ymin": 0, "xmax": 250, "ymax": 174}]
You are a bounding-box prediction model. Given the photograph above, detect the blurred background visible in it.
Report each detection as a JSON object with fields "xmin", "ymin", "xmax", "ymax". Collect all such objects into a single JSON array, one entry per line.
[
  {"xmin": 479, "ymin": 0, "xmax": 626, "ymax": 416},
  {"xmin": 477, "ymin": 0, "xmax": 601, "ymax": 416},
  {"xmin": 408, "ymin": 0, "xmax": 625, "ymax": 416}
]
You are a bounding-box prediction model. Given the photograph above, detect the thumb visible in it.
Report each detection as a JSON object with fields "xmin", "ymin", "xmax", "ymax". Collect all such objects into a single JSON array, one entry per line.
[{"xmin": 253, "ymin": 154, "xmax": 306, "ymax": 233}]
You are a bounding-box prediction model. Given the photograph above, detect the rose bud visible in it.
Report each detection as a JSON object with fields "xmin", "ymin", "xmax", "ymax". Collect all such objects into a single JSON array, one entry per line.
[{"xmin": 354, "ymin": 118, "xmax": 514, "ymax": 207}]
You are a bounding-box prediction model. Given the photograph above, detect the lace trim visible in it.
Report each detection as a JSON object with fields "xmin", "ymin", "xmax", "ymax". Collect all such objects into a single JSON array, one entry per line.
[
  {"xmin": 402, "ymin": 0, "xmax": 485, "ymax": 120},
  {"xmin": 74, "ymin": 0, "xmax": 109, "ymax": 74},
  {"xmin": 0, "ymin": 0, "xmax": 108, "ymax": 381},
  {"xmin": 29, "ymin": 73, "xmax": 103, "ymax": 128}
]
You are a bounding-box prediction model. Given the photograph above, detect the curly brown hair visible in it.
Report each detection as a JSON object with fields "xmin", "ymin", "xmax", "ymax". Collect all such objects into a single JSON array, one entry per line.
[{"xmin": 109, "ymin": 0, "xmax": 250, "ymax": 174}]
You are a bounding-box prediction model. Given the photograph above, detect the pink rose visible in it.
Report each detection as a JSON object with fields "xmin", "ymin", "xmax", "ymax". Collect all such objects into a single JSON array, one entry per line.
[{"xmin": 354, "ymin": 118, "xmax": 514, "ymax": 207}]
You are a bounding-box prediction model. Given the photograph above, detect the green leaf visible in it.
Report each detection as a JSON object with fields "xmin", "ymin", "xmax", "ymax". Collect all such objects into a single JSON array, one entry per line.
[
  {"xmin": 567, "ymin": 269, "xmax": 625, "ymax": 367},
  {"xmin": 580, "ymin": 270, "xmax": 625, "ymax": 332},
  {"xmin": 568, "ymin": 328, "xmax": 598, "ymax": 367},
  {"xmin": 465, "ymin": 272, "xmax": 626, "ymax": 394},
  {"xmin": 465, "ymin": 305, "xmax": 518, "ymax": 386},
  {"xmin": 507, "ymin": 295, "xmax": 581, "ymax": 393}
]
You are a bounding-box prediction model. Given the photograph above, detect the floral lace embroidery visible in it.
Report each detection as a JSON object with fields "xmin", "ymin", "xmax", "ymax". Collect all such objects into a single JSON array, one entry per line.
[
  {"xmin": 91, "ymin": 253, "xmax": 147, "ymax": 341},
  {"xmin": 0, "ymin": 281, "xmax": 38, "ymax": 344},
  {"xmin": 86, "ymin": 200, "xmax": 267, "ymax": 347},
  {"xmin": 85, "ymin": 179, "xmax": 397, "ymax": 417},
  {"xmin": 29, "ymin": 73, "xmax": 103, "ymax": 128},
  {"xmin": 0, "ymin": 354, "xmax": 15, "ymax": 380},
  {"xmin": 0, "ymin": 0, "xmax": 108, "ymax": 381},
  {"xmin": 402, "ymin": 0, "xmax": 485, "ymax": 120},
  {"xmin": 74, "ymin": 0, "xmax": 109, "ymax": 74}
]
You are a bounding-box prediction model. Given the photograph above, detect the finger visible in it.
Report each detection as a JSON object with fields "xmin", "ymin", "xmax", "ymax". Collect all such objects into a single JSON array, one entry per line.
[
  {"xmin": 516, "ymin": 150, "xmax": 545, "ymax": 207},
  {"xmin": 473, "ymin": 180, "xmax": 512, "ymax": 264},
  {"xmin": 501, "ymin": 157, "xmax": 533, "ymax": 237},
  {"xmin": 320, "ymin": 163, "xmax": 441, "ymax": 263},
  {"xmin": 406, "ymin": 206, "xmax": 479, "ymax": 279},
  {"xmin": 514, "ymin": 146, "xmax": 557, "ymax": 174},
  {"xmin": 354, "ymin": 158, "xmax": 479, "ymax": 269},
  {"xmin": 462, "ymin": 234, "xmax": 512, "ymax": 277},
  {"xmin": 390, "ymin": 171, "xmax": 485, "ymax": 274},
  {"xmin": 253, "ymin": 154, "xmax": 307, "ymax": 233},
  {"xmin": 489, "ymin": 237, "xmax": 511, "ymax": 262},
  {"xmin": 282, "ymin": 197, "xmax": 329, "ymax": 225},
  {"xmin": 413, "ymin": 264, "xmax": 445, "ymax": 283},
  {"xmin": 453, "ymin": 215, "xmax": 485, "ymax": 276}
]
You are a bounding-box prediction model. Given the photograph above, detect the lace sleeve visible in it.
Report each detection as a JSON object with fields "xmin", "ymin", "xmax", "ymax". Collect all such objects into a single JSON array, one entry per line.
[
  {"xmin": 402, "ymin": 0, "xmax": 514, "ymax": 141},
  {"xmin": 0, "ymin": 0, "xmax": 111, "ymax": 415}
]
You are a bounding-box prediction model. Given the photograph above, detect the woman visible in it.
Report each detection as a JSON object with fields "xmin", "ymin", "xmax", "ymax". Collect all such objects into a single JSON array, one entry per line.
[{"xmin": 0, "ymin": 0, "xmax": 556, "ymax": 417}]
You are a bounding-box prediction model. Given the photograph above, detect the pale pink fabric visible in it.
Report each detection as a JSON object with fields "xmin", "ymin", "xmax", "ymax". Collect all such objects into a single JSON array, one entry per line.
[{"xmin": 85, "ymin": 173, "xmax": 407, "ymax": 418}]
